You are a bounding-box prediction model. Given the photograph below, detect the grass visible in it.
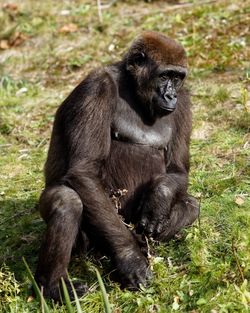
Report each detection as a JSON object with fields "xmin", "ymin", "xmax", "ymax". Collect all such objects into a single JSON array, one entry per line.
[{"xmin": 0, "ymin": 0, "xmax": 249, "ymax": 312}]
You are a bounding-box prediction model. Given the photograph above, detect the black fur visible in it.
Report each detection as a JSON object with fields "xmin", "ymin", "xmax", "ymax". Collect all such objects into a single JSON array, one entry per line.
[{"xmin": 35, "ymin": 31, "xmax": 199, "ymax": 301}]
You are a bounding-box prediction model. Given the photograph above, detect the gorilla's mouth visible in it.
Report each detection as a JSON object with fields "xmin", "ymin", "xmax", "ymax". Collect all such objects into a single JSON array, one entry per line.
[
  {"xmin": 161, "ymin": 102, "xmax": 175, "ymax": 112},
  {"xmin": 156, "ymin": 90, "xmax": 176, "ymax": 113}
]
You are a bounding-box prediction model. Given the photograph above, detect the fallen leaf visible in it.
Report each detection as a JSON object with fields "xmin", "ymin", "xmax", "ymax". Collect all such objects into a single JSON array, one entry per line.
[
  {"xmin": 0, "ymin": 31, "xmax": 27, "ymax": 49},
  {"xmin": 58, "ymin": 23, "xmax": 78, "ymax": 33},
  {"xmin": 16, "ymin": 87, "xmax": 28, "ymax": 96},
  {"xmin": 27, "ymin": 296, "xmax": 34, "ymax": 302},
  {"xmin": 108, "ymin": 43, "xmax": 115, "ymax": 51},
  {"xmin": 3, "ymin": 3, "xmax": 18, "ymax": 11},
  {"xmin": 60, "ymin": 9, "xmax": 70, "ymax": 16},
  {"xmin": 9, "ymin": 32, "xmax": 28, "ymax": 47},
  {"xmin": 0, "ymin": 40, "xmax": 10, "ymax": 49},
  {"xmin": 172, "ymin": 295, "xmax": 180, "ymax": 310},
  {"xmin": 235, "ymin": 196, "xmax": 244, "ymax": 206}
]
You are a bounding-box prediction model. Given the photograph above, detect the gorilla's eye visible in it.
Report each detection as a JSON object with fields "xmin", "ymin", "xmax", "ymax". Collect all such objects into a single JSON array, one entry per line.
[
  {"xmin": 173, "ymin": 77, "xmax": 183, "ymax": 89},
  {"xmin": 159, "ymin": 73, "xmax": 169, "ymax": 81},
  {"xmin": 133, "ymin": 52, "xmax": 146, "ymax": 65}
]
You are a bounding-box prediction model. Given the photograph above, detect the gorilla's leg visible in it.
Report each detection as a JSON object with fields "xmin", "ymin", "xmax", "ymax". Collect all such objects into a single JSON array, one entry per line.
[
  {"xmin": 158, "ymin": 195, "xmax": 200, "ymax": 241},
  {"xmin": 35, "ymin": 185, "xmax": 87, "ymax": 301}
]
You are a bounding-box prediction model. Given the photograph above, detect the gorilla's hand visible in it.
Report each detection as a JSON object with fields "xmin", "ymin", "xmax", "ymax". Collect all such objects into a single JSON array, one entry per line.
[
  {"xmin": 115, "ymin": 247, "xmax": 152, "ymax": 289},
  {"xmin": 137, "ymin": 183, "xmax": 173, "ymax": 238}
]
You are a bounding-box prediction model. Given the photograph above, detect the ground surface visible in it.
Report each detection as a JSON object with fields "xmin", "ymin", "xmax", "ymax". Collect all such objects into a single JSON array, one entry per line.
[{"xmin": 0, "ymin": 0, "xmax": 249, "ymax": 312}]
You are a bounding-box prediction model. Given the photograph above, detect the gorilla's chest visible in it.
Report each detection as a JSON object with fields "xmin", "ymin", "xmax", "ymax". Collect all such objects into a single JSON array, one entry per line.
[{"xmin": 112, "ymin": 100, "xmax": 172, "ymax": 148}]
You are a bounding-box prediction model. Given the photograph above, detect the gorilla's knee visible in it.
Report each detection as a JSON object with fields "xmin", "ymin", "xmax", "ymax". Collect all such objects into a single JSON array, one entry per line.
[{"xmin": 39, "ymin": 185, "xmax": 83, "ymax": 223}]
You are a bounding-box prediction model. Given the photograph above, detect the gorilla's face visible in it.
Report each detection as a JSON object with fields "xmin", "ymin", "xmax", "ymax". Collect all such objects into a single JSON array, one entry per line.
[
  {"xmin": 126, "ymin": 52, "xmax": 187, "ymax": 117},
  {"xmin": 152, "ymin": 65, "xmax": 187, "ymax": 115}
]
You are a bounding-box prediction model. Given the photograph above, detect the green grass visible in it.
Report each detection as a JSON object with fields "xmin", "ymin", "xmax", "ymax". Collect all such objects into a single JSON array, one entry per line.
[{"xmin": 0, "ymin": 0, "xmax": 249, "ymax": 312}]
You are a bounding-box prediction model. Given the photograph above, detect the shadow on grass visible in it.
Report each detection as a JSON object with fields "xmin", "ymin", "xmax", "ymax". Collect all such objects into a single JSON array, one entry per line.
[
  {"xmin": 0, "ymin": 196, "xmax": 111, "ymax": 289},
  {"xmin": 0, "ymin": 197, "xmax": 43, "ymax": 279},
  {"xmin": 0, "ymin": 195, "xmax": 197, "ymax": 301}
]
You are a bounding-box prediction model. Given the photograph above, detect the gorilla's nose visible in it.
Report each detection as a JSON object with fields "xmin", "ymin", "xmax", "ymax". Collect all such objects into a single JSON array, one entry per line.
[{"xmin": 163, "ymin": 93, "xmax": 177, "ymax": 111}]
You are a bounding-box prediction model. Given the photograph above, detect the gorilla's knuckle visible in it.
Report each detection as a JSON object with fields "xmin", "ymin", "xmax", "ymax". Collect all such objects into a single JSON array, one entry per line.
[{"xmin": 158, "ymin": 184, "xmax": 172, "ymax": 198}]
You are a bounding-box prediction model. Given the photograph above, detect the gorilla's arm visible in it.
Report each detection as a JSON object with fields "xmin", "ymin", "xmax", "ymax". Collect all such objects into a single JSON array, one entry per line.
[{"xmin": 137, "ymin": 89, "xmax": 198, "ymax": 238}]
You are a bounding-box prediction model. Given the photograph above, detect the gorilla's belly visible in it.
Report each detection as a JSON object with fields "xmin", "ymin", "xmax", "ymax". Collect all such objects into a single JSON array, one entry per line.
[{"xmin": 101, "ymin": 140, "xmax": 166, "ymax": 222}]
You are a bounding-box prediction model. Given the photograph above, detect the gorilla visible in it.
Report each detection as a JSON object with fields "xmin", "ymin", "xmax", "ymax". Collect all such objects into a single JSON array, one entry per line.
[{"xmin": 34, "ymin": 31, "xmax": 199, "ymax": 301}]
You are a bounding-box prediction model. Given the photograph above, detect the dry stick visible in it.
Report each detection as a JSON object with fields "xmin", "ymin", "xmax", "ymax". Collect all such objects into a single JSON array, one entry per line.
[
  {"xmin": 150, "ymin": 0, "xmax": 218, "ymax": 16},
  {"xmin": 101, "ymin": 0, "xmax": 117, "ymax": 9},
  {"xmin": 97, "ymin": 0, "xmax": 103, "ymax": 23},
  {"xmin": 144, "ymin": 235, "xmax": 152, "ymax": 260},
  {"xmin": 127, "ymin": 0, "xmax": 217, "ymax": 19},
  {"xmin": 164, "ymin": 0, "xmax": 217, "ymax": 10},
  {"xmin": 0, "ymin": 144, "xmax": 12, "ymax": 148},
  {"xmin": 231, "ymin": 237, "xmax": 245, "ymax": 282}
]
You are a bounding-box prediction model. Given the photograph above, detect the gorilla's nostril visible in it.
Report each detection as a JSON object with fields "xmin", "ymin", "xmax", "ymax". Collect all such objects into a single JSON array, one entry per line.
[{"xmin": 164, "ymin": 93, "xmax": 172, "ymax": 100}]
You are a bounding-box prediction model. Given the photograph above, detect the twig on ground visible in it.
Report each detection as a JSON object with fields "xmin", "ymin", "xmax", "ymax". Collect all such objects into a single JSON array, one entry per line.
[
  {"xmin": 164, "ymin": 0, "xmax": 217, "ymax": 11},
  {"xmin": 101, "ymin": 0, "xmax": 117, "ymax": 9},
  {"xmin": 144, "ymin": 235, "xmax": 152, "ymax": 260},
  {"xmin": 97, "ymin": 0, "xmax": 103, "ymax": 23}
]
